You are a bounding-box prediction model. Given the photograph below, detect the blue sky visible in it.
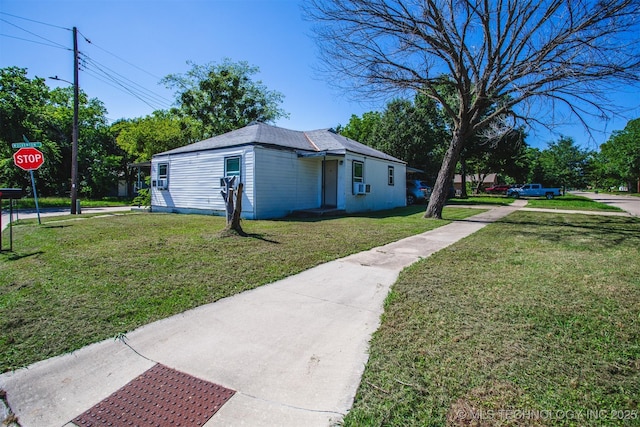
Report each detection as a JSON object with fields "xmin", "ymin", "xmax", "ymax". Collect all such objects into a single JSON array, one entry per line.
[{"xmin": 1, "ymin": 0, "xmax": 638, "ymax": 150}]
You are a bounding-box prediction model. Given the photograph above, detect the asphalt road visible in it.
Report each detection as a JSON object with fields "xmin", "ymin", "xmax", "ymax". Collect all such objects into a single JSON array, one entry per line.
[{"xmin": 572, "ymin": 191, "xmax": 640, "ymax": 217}]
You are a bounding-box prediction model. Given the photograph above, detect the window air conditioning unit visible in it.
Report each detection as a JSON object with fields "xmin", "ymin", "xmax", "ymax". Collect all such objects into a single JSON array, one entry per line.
[
  {"xmin": 353, "ymin": 182, "xmax": 366, "ymax": 195},
  {"xmin": 157, "ymin": 179, "xmax": 168, "ymax": 190}
]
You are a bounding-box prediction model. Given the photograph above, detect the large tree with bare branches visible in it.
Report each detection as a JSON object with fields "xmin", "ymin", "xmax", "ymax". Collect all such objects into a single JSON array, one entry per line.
[{"xmin": 305, "ymin": 0, "xmax": 640, "ymax": 218}]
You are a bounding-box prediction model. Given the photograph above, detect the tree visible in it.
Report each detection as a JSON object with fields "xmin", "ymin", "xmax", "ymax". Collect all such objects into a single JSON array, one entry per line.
[
  {"xmin": 597, "ymin": 118, "xmax": 640, "ymax": 192},
  {"xmin": 339, "ymin": 111, "xmax": 382, "ymax": 144},
  {"xmin": 0, "ymin": 67, "xmax": 123, "ymax": 198},
  {"xmin": 462, "ymin": 128, "xmax": 528, "ymax": 194},
  {"xmin": 306, "ymin": 0, "xmax": 640, "ymax": 218},
  {"xmin": 538, "ymin": 137, "xmax": 592, "ymax": 190},
  {"xmin": 340, "ymin": 94, "xmax": 449, "ymax": 183},
  {"xmin": 113, "ymin": 111, "xmax": 200, "ymax": 162},
  {"xmin": 0, "ymin": 67, "xmax": 54, "ymax": 193},
  {"xmin": 162, "ymin": 60, "xmax": 289, "ymax": 140}
]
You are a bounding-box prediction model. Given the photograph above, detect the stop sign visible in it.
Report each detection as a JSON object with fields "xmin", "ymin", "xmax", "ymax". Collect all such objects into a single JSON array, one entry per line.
[{"xmin": 13, "ymin": 147, "xmax": 45, "ymax": 171}]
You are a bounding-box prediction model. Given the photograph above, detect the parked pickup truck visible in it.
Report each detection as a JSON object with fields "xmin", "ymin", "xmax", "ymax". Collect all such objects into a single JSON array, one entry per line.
[{"xmin": 506, "ymin": 183, "xmax": 562, "ymax": 199}]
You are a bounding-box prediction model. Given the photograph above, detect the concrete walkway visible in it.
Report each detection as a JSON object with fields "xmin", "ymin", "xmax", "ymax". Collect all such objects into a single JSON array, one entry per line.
[{"xmin": 1, "ymin": 202, "xmax": 527, "ymax": 427}]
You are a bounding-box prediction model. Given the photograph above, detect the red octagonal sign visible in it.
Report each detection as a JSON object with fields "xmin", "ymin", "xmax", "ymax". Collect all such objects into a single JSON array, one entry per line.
[{"xmin": 13, "ymin": 147, "xmax": 45, "ymax": 171}]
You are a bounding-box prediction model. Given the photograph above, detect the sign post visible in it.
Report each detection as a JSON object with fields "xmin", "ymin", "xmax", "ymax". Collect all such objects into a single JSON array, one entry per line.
[{"xmin": 12, "ymin": 137, "xmax": 44, "ymax": 225}]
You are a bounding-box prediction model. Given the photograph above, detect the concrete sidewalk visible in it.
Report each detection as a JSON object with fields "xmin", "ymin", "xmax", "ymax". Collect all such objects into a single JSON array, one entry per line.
[{"xmin": 1, "ymin": 203, "xmax": 524, "ymax": 427}]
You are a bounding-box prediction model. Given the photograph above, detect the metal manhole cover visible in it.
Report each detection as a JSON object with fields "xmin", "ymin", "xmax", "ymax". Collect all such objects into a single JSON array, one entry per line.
[{"xmin": 72, "ymin": 363, "xmax": 235, "ymax": 427}]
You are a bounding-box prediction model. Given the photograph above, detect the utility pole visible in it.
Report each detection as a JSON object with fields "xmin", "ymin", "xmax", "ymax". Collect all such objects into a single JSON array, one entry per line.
[{"xmin": 71, "ymin": 26, "xmax": 79, "ymax": 214}]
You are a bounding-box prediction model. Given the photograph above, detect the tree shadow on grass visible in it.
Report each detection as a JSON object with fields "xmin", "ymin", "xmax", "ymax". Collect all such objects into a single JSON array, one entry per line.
[
  {"xmin": 281, "ymin": 205, "xmax": 428, "ymax": 223},
  {"xmin": 495, "ymin": 213, "xmax": 640, "ymax": 249}
]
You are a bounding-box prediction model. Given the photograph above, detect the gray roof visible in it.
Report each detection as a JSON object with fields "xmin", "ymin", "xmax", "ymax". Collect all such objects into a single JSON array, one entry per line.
[{"xmin": 154, "ymin": 122, "xmax": 404, "ymax": 163}]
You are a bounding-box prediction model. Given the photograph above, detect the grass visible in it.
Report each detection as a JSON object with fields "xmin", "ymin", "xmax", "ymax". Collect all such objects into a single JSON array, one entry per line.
[
  {"xmin": 0, "ymin": 205, "xmax": 480, "ymax": 373},
  {"xmin": 344, "ymin": 211, "xmax": 640, "ymax": 426},
  {"xmin": 525, "ymin": 194, "xmax": 624, "ymax": 211}
]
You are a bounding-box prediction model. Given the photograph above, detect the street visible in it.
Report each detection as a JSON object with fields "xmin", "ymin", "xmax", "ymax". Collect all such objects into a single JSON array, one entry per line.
[{"xmin": 572, "ymin": 191, "xmax": 640, "ymax": 217}]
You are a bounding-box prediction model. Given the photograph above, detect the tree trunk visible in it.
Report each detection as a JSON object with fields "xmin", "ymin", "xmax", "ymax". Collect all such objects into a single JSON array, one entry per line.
[
  {"xmin": 228, "ymin": 182, "xmax": 245, "ymax": 235},
  {"xmin": 425, "ymin": 132, "xmax": 466, "ymax": 219},
  {"xmin": 460, "ymin": 156, "xmax": 468, "ymax": 198}
]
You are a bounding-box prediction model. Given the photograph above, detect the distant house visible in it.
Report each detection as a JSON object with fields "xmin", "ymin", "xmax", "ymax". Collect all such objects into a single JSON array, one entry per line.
[
  {"xmin": 150, "ymin": 122, "xmax": 407, "ymax": 219},
  {"xmin": 453, "ymin": 173, "xmax": 498, "ymax": 192}
]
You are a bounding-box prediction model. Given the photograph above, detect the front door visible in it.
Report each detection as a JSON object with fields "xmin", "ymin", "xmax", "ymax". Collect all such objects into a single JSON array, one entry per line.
[{"xmin": 323, "ymin": 160, "xmax": 338, "ymax": 208}]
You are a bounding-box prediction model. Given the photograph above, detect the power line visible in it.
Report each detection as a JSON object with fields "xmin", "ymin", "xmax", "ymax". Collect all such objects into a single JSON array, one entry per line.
[
  {"xmin": 0, "ymin": 18, "xmax": 69, "ymax": 50},
  {"xmin": 0, "ymin": 33, "xmax": 70, "ymax": 50},
  {"xmin": 80, "ymin": 54, "xmax": 173, "ymax": 106},
  {"xmin": 77, "ymin": 29, "xmax": 164, "ymax": 82},
  {"xmin": 81, "ymin": 66, "xmax": 168, "ymax": 112},
  {"xmin": 2, "ymin": 13, "xmax": 176, "ymax": 115},
  {"xmin": 0, "ymin": 11, "xmax": 71, "ymax": 31},
  {"xmin": 80, "ymin": 55, "xmax": 172, "ymax": 111}
]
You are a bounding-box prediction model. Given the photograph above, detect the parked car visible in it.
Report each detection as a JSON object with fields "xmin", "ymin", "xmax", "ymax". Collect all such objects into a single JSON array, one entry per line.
[
  {"xmin": 486, "ymin": 184, "xmax": 510, "ymax": 193},
  {"xmin": 406, "ymin": 180, "xmax": 432, "ymax": 205},
  {"xmin": 485, "ymin": 184, "xmax": 512, "ymax": 194},
  {"xmin": 506, "ymin": 183, "xmax": 562, "ymax": 199}
]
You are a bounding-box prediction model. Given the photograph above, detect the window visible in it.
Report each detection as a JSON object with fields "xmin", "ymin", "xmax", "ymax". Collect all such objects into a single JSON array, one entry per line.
[
  {"xmin": 352, "ymin": 160, "xmax": 365, "ymax": 195},
  {"xmin": 158, "ymin": 163, "xmax": 168, "ymax": 179},
  {"xmin": 156, "ymin": 163, "xmax": 168, "ymax": 189},
  {"xmin": 225, "ymin": 156, "xmax": 241, "ymax": 179},
  {"xmin": 388, "ymin": 166, "xmax": 394, "ymax": 186},
  {"xmin": 353, "ymin": 161, "xmax": 364, "ymax": 183}
]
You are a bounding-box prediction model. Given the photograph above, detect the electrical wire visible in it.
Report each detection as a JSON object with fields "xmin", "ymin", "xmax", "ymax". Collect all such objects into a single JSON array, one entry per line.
[
  {"xmin": 1, "ymin": 12, "xmax": 175, "ymax": 115},
  {"xmin": 0, "ymin": 11, "xmax": 71, "ymax": 30},
  {"xmin": 80, "ymin": 54, "xmax": 172, "ymax": 111},
  {"xmin": 0, "ymin": 18, "xmax": 69, "ymax": 50},
  {"xmin": 0, "ymin": 33, "xmax": 69, "ymax": 50},
  {"xmin": 77, "ymin": 29, "xmax": 165, "ymax": 82}
]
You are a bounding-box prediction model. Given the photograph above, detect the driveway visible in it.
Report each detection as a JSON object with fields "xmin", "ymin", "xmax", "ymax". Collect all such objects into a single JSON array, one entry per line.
[{"xmin": 572, "ymin": 191, "xmax": 640, "ymax": 217}]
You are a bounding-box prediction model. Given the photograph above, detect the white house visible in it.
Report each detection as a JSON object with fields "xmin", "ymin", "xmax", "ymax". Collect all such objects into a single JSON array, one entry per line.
[{"xmin": 150, "ymin": 122, "xmax": 407, "ymax": 219}]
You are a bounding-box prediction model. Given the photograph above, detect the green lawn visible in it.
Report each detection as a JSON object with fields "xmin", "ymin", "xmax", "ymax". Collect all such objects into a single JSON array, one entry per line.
[
  {"xmin": 0, "ymin": 206, "xmax": 479, "ymax": 372},
  {"xmin": 344, "ymin": 211, "xmax": 640, "ymax": 426},
  {"xmin": 525, "ymin": 194, "xmax": 624, "ymax": 211}
]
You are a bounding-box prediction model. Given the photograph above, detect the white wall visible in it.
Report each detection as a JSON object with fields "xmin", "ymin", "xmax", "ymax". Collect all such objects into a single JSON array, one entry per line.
[
  {"xmin": 343, "ymin": 153, "xmax": 406, "ymax": 213},
  {"xmin": 253, "ymin": 146, "xmax": 322, "ymax": 219},
  {"xmin": 151, "ymin": 146, "xmax": 257, "ymax": 218}
]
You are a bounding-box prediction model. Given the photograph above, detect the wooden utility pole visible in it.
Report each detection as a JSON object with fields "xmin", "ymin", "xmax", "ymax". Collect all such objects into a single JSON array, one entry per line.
[{"xmin": 71, "ymin": 26, "xmax": 79, "ymax": 214}]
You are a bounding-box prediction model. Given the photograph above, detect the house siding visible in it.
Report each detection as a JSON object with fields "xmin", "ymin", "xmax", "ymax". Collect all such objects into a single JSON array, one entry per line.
[
  {"xmin": 344, "ymin": 153, "xmax": 406, "ymax": 213},
  {"xmin": 253, "ymin": 146, "xmax": 322, "ymax": 219},
  {"xmin": 151, "ymin": 146, "xmax": 258, "ymax": 218}
]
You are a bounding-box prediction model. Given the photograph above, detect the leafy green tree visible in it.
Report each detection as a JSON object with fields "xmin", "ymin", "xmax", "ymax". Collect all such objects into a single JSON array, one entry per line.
[
  {"xmin": 538, "ymin": 137, "xmax": 593, "ymax": 190},
  {"xmin": 113, "ymin": 111, "xmax": 199, "ymax": 162},
  {"xmin": 0, "ymin": 67, "xmax": 56, "ymax": 194},
  {"xmin": 462, "ymin": 128, "xmax": 528, "ymax": 193},
  {"xmin": 162, "ymin": 60, "xmax": 288, "ymax": 139},
  {"xmin": 0, "ymin": 66, "xmax": 123, "ymax": 198},
  {"xmin": 339, "ymin": 111, "xmax": 381, "ymax": 145},
  {"xmin": 598, "ymin": 118, "xmax": 640, "ymax": 192},
  {"xmin": 47, "ymin": 86, "xmax": 124, "ymax": 198},
  {"xmin": 340, "ymin": 94, "xmax": 449, "ymax": 183}
]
